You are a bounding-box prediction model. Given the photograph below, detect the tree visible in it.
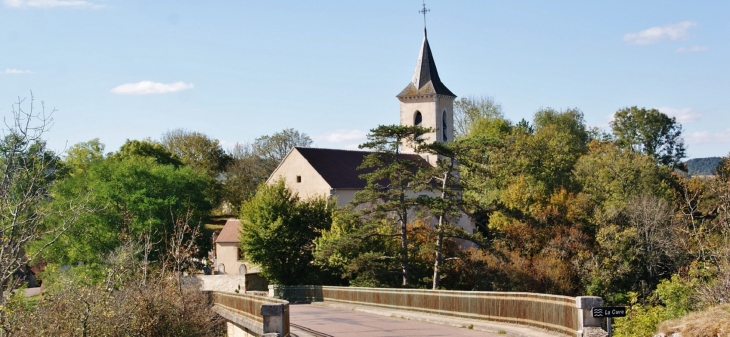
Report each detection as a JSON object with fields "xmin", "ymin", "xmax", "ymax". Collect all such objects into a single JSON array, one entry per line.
[
  {"xmin": 460, "ymin": 108, "xmax": 590, "ymax": 211},
  {"xmin": 114, "ymin": 139, "xmax": 182, "ymax": 167},
  {"xmin": 239, "ymin": 180, "xmax": 333, "ymax": 285},
  {"xmin": 8, "ymin": 237, "xmax": 224, "ymax": 336},
  {"xmin": 0, "ymin": 96, "xmax": 91, "ymax": 322},
  {"xmin": 252, "ymin": 128, "xmax": 312, "ymax": 174},
  {"xmin": 38, "ymin": 155, "xmax": 214, "ymax": 268},
  {"xmin": 456, "ymin": 108, "xmax": 598, "ymax": 295},
  {"xmin": 313, "ymin": 208, "xmax": 398, "ymax": 287},
  {"xmin": 573, "ymin": 140, "xmax": 676, "ymax": 300},
  {"xmin": 573, "ymin": 140, "xmax": 673, "ymax": 212},
  {"xmin": 221, "ymin": 129, "xmax": 313, "ymax": 213},
  {"xmin": 416, "ymin": 141, "xmax": 482, "ymax": 289},
  {"xmin": 453, "ymin": 95, "xmax": 503, "ymax": 139},
  {"xmin": 160, "ymin": 129, "xmax": 230, "ymax": 178},
  {"xmin": 221, "ymin": 143, "xmax": 268, "ymax": 213},
  {"xmin": 353, "ymin": 125, "xmax": 431, "ymax": 286},
  {"xmin": 717, "ymin": 154, "xmax": 730, "ymax": 179},
  {"xmin": 64, "ymin": 138, "xmax": 105, "ymax": 176},
  {"xmin": 611, "ymin": 106, "xmax": 686, "ymax": 168}
]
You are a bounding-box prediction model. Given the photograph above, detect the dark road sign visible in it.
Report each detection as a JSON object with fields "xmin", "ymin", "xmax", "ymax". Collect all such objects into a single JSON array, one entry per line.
[{"xmin": 592, "ymin": 307, "xmax": 627, "ymax": 318}]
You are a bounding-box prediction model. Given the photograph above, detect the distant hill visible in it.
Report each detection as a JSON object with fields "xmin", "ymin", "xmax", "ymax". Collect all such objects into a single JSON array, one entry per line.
[{"xmin": 686, "ymin": 157, "xmax": 722, "ymax": 176}]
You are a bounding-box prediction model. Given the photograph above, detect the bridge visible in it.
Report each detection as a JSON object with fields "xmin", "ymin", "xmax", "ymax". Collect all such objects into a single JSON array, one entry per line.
[{"xmin": 209, "ymin": 285, "xmax": 609, "ymax": 337}]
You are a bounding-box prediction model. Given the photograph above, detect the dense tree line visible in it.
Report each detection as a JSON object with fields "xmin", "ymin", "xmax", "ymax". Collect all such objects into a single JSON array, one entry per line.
[
  {"xmin": 238, "ymin": 98, "xmax": 730, "ymax": 336},
  {"xmin": 0, "ymin": 94, "xmax": 314, "ymax": 335},
  {"xmin": 2, "ymin": 93, "xmax": 729, "ymax": 336},
  {"xmin": 686, "ymin": 156, "xmax": 722, "ymax": 176}
]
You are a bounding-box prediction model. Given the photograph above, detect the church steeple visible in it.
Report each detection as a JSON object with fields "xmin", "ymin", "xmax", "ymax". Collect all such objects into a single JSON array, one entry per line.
[
  {"xmin": 397, "ymin": 16, "xmax": 457, "ymax": 162},
  {"xmin": 397, "ymin": 30, "xmax": 456, "ymax": 98}
]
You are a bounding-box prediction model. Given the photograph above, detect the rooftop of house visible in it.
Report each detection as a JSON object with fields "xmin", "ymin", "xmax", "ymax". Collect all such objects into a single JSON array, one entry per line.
[
  {"xmin": 294, "ymin": 147, "xmax": 431, "ymax": 189},
  {"xmin": 216, "ymin": 219, "xmax": 241, "ymax": 243}
]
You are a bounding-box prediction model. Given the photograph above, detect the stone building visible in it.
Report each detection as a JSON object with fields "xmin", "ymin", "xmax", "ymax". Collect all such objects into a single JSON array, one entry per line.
[{"xmin": 266, "ymin": 29, "xmax": 475, "ymax": 235}]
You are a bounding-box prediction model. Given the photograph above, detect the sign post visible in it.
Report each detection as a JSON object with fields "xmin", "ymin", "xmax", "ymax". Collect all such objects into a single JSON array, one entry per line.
[{"xmin": 591, "ymin": 307, "xmax": 626, "ymax": 337}]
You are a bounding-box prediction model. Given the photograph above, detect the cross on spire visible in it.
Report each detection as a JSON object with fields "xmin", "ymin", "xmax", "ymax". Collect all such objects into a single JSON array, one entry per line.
[{"xmin": 419, "ymin": 1, "xmax": 430, "ymax": 36}]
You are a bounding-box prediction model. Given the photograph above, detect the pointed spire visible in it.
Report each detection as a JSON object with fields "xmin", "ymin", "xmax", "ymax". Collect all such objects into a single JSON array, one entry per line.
[{"xmin": 398, "ymin": 30, "xmax": 455, "ymax": 98}]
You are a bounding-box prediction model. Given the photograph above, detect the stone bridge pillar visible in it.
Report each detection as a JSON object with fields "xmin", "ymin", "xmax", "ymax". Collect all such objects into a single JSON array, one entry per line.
[
  {"xmin": 576, "ymin": 296, "xmax": 608, "ymax": 337},
  {"xmin": 261, "ymin": 303, "xmax": 289, "ymax": 337}
]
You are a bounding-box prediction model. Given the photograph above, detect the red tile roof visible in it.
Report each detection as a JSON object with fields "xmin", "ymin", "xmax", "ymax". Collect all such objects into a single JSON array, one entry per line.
[{"xmin": 216, "ymin": 219, "xmax": 242, "ymax": 243}]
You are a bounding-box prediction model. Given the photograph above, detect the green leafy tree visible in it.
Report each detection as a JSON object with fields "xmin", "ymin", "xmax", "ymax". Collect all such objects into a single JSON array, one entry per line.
[
  {"xmin": 611, "ymin": 106, "xmax": 686, "ymax": 168},
  {"xmin": 717, "ymin": 154, "xmax": 730, "ymax": 179},
  {"xmin": 416, "ymin": 140, "xmax": 484, "ymax": 289},
  {"xmin": 574, "ymin": 141, "xmax": 675, "ymax": 300},
  {"xmin": 222, "ymin": 143, "xmax": 270, "ymax": 213},
  {"xmin": 313, "ymin": 208, "xmax": 399, "ymax": 287},
  {"xmin": 160, "ymin": 129, "xmax": 230, "ymax": 178},
  {"xmin": 64, "ymin": 138, "xmax": 105, "ymax": 176},
  {"xmin": 114, "ymin": 139, "xmax": 183, "ymax": 167},
  {"xmin": 574, "ymin": 140, "xmax": 673, "ymax": 212},
  {"xmin": 38, "ymin": 155, "xmax": 214, "ymax": 268},
  {"xmin": 460, "ymin": 108, "xmax": 590, "ymax": 216},
  {"xmin": 453, "ymin": 95, "xmax": 503, "ymax": 139},
  {"xmin": 353, "ymin": 125, "xmax": 432, "ymax": 286},
  {"xmin": 221, "ymin": 129, "xmax": 312, "ymax": 214},
  {"xmin": 455, "ymin": 108, "xmax": 596, "ymax": 295},
  {"xmin": 239, "ymin": 180, "xmax": 333, "ymax": 285}
]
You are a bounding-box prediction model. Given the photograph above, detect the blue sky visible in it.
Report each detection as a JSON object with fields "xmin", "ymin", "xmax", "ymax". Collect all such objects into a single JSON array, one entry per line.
[{"xmin": 1, "ymin": 0, "xmax": 728, "ymax": 159}]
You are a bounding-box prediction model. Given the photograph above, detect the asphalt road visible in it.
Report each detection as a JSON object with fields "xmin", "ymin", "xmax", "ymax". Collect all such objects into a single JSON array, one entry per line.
[{"xmin": 289, "ymin": 304, "xmax": 505, "ymax": 337}]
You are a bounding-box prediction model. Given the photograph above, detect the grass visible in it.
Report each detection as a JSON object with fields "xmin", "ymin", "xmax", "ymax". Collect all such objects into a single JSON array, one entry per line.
[
  {"xmin": 204, "ymin": 215, "xmax": 231, "ymax": 231},
  {"xmin": 204, "ymin": 224, "xmax": 225, "ymax": 231},
  {"xmin": 657, "ymin": 304, "xmax": 730, "ymax": 336},
  {"xmin": 25, "ymin": 294, "xmax": 41, "ymax": 306},
  {"xmin": 497, "ymin": 330, "xmax": 507, "ymax": 334}
]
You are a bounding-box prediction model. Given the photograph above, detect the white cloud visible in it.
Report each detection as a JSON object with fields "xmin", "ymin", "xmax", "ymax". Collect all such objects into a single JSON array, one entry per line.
[
  {"xmin": 656, "ymin": 106, "xmax": 703, "ymax": 124},
  {"xmin": 3, "ymin": 68, "xmax": 34, "ymax": 74},
  {"xmin": 312, "ymin": 129, "xmax": 368, "ymax": 150},
  {"xmin": 110, "ymin": 81, "xmax": 194, "ymax": 95},
  {"xmin": 675, "ymin": 46, "xmax": 708, "ymax": 53},
  {"xmin": 624, "ymin": 21, "xmax": 696, "ymax": 45},
  {"xmin": 686, "ymin": 129, "xmax": 730, "ymax": 145},
  {"xmin": 3, "ymin": 0, "xmax": 103, "ymax": 8}
]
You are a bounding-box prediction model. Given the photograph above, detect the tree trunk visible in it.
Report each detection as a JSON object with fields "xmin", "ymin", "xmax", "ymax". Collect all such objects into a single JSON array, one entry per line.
[
  {"xmin": 433, "ymin": 170, "xmax": 450, "ymax": 290},
  {"xmin": 433, "ymin": 221, "xmax": 443, "ymax": 289},
  {"xmin": 400, "ymin": 192, "xmax": 410, "ymax": 287}
]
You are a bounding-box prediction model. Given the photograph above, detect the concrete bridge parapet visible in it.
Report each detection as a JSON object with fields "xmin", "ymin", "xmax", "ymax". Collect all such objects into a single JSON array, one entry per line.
[{"xmin": 211, "ymin": 291, "xmax": 289, "ymax": 337}]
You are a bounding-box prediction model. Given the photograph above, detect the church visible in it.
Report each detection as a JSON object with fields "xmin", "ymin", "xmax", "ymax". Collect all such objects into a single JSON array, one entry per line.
[{"xmin": 266, "ymin": 28, "xmax": 475, "ymax": 234}]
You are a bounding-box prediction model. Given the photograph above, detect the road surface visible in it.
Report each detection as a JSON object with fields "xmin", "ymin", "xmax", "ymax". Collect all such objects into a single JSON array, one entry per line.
[{"xmin": 289, "ymin": 303, "xmax": 506, "ymax": 337}]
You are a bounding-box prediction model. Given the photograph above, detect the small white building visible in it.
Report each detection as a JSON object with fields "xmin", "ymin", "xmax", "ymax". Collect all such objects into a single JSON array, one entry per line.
[{"xmin": 214, "ymin": 219, "xmax": 249, "ymax": 275}]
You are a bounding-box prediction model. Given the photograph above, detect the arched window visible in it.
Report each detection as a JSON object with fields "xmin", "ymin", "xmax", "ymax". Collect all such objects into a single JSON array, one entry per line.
[
  {"xmin": 414, "ymin": 111, "xmax": 422, "ymax": 126},
  {"xmin": 442, "ymin": 111, "xmax": 448, "ymax": 141}
]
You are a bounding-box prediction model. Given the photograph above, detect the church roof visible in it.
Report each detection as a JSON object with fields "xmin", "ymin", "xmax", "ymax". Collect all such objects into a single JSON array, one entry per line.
[
  {"xmin": 295, "ymin": 147, "xmax": 430, "ymax": 189},
  {"xmin": 397, "ymin": 30, "xmax": 456, "ymax": 98},
  {"xmin": 216, "ymin": 219, "xmax": 241, "ymax": 243}
]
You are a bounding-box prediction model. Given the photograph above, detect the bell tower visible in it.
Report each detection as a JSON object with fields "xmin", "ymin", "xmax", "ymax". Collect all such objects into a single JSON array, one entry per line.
[{"xmin": 397, "ymin": 27, "xmax": 456, "ymax": 159}]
